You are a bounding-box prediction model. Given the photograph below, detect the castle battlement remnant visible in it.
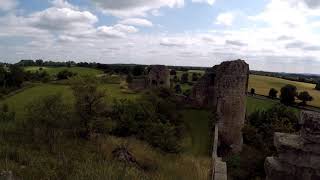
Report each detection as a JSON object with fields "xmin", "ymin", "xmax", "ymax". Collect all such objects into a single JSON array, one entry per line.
[
  {"xmin": 192, "ymin": 60, "xmax": 249, "ymax": 153},
  {"xmin": 265, "ymin": 111, "xmax": 320, "ymax": 180}
]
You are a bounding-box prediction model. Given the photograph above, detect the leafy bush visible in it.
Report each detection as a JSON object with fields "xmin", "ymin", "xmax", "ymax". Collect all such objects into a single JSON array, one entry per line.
[
  {"xmin": 297, "ymin": 91, "xmax": 313, "ymax": 105},
  {"xmin": 112, "ymin": 88, "xmax": 184, "ymax": 153},
  {"xmin": 24, "ymin": 93, "xmax": 72, "ymax": 147},
  {"xmin": 0, "ymin": 104, "xmax": 15, "ymax": 123},
  {"xmin": 280, "ymin": 84, "xmax": 297, "ymax": 105},
  {"xmin": 181, "ymin": 73, "xmax": 189, "ymax": 84},
  {"xmin": 57, "ymin": 70, "xmax": 76, "ymax": 80},
  {"xmin": 70, "ymin": 76, "xmax": 111, "ymax": 138},
  {"xmin": 268, "ymin": 88, "xmax": 278, "ymax": 98}
]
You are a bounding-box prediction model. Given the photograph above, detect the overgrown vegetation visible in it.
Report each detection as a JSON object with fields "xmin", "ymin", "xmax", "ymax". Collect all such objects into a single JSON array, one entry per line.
[
  {"xmin": 112, "ymin": 88, "xmax": 185, "ymax": 153},
  {"xmin": 227, "ymin": 104, "xmax": 299, "ymax": 180}
]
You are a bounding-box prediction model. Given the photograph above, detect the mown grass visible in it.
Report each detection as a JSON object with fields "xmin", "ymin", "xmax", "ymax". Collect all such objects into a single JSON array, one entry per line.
[
  {"xmin": 24, "ymin": 66, "xmax": 104, "ymax": 76},
  {"xmin": 249, "ymin": 74, "xmax": 320, "ymax": 107}
]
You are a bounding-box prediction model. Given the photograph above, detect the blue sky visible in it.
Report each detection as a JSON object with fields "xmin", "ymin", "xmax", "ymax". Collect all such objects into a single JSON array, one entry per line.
[{"xmin": 0, "ymin": 0, "xmax": 320, "ymax": 73}]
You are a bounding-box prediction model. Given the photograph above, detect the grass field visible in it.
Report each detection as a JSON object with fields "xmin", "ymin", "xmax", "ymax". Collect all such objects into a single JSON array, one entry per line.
[
  {"xmin": 2, "ymin": 83, "xmax": 140, "ymax": 120},
  {"xmin": 249, "ymin": 74, "xmax": 320, "ymax": 107},
  {"xmin": 24, "ymin": 66, "xmax": 104, "ymax": 76}
]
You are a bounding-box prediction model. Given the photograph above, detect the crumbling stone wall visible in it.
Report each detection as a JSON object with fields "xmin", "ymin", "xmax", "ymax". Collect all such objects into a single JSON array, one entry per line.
[
  {"xmin": 265, "ymin": 111, "xmax": 320, "ymax": 180},
  {"xmin": 191, "ymin": 60, "xmax": 249, "ymax": 153},
  {"xmin": 128, "ymin": 78, "xmax": 146, "ymax": 91},
  {"xmin": 147, "ymin": 65, "xmax": 170, "ymax": 88}
]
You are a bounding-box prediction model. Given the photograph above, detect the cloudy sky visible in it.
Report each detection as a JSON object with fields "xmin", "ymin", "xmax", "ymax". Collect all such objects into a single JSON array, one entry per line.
[{"xmin": 1, "ymin": 0, "xmax": 320, "ymax": 73}]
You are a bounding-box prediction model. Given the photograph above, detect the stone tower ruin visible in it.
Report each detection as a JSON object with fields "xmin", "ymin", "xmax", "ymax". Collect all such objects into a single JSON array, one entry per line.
[
  {"xmin": 147, "ymin": 65, "xmax": 170, "ymax": 88},
  {"xmin": 265, "ymin": 111, "xmax": 320, "ymax": 180},
  {"xmin": 191, "ymin": 60, "xmax": 249, "ymax": 153}
]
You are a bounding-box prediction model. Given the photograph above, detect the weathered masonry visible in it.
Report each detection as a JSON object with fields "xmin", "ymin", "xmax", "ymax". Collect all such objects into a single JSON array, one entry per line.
[
  {"xmin": 265, "ymin": 111, "xmax": 320, "ymax": 180},
  {"xmin": 192, "ymin": 60, "xmax": 249, "ymax": 153},
  {"xmin": 146, "ymin": 65, "xmax": 170, "ymax": 88}
]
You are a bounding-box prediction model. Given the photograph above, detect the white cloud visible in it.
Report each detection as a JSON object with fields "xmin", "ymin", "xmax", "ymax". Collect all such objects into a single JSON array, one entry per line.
[
  {"xmin": 29, "ymin": 7, "xmax": 98, "ymax": 31},
  {"xmin": 119, "ymin": 18, "xmax": 153, "ymax": 27},
  {"xmin": 0, "ymin": 0, "xmax": 17, "ymax": 11},
  {"xmin": 51, "ymin": 0, "xmax": 78, "ymax": 9},
  {"xmin": 159, "ymin": 37, "xmax": 193, "ymax": 47},
  {"xmin": 215, "ymin": 12, "xmax": 235, "ymax": 26},
  {"xmin": 91, "ymin": 0, "xmax": 184, "ymax": 17},
  {"xmin": 97, "ymin": 24, "xmax": 138, "ymax": 38},
  {"xmin": 192, "ymin": 0, "xmax": 216, "ymax": 6},
  {"xmin": 225, "ymin": 40, "xmax": 247, "ymax": 47}
]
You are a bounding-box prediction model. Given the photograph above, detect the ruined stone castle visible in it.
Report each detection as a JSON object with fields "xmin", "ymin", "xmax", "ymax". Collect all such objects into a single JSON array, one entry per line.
[
  {"xmin": 128, "ymin": 65, "xmax": 170, "ymax": 91},
  {"xmin": 192, "ymin": 60, "xmax": 249, "ymax": 153},
  {"xmin": 265, "ymin": 111, "xmax": 320, "ymax": 180},
  {"xmin": 146, "ymin": 65, "xmax": 170, "ymax": 88}
]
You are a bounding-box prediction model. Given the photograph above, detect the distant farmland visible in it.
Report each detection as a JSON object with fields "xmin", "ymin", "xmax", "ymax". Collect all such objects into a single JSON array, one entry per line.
[
  {"xmin": 24, "ymin": 66, "xmax": 104, "ymax": 76},
  {"xmin": 249, "ymin": 74, "xmax": 320, "ymax": 107}
]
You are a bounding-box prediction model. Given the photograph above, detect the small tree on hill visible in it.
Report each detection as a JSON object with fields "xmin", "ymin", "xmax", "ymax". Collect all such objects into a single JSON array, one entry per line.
[
  {"xmin": 192, "ymin": 73, "xmax": 199, "ymax": 82},
  {"xmin": 57, "ymin": 70, "xmax": 76, "ymax": 80},
  {"xmin": 71, "ymin": 76, "xmax": 110, "ymax": 139},
  {"xmin": 250, "ymin": 88, "xmax": 255, "ymax": 95},
  {"xmin": 173, "ymin": 75, "xmax": 179, "ymax": 83},
  {"xmin": 269, "ymin": 88, "xmax": 278, "ymax": 99},
  {"xmin": 297, "ymin": 91, "xmax": 313, "ymax": 106},
  {"xmin": 181, "ymin": 73, "xmax": 189, "ymax": 84},
  {"xmin": 126, "ymin": 73, "xmax": 133, "ymax": 83},
  {"xmin": 280, "ymin": 84, "xmax": 297, "ymax": 105},
  {"xmin": 170, "ymin": 69, "xmax": 177, "ymax": 76},
  {"xmin": 315, "ymin": 81, "xmax": 320, "ymax": 91}
]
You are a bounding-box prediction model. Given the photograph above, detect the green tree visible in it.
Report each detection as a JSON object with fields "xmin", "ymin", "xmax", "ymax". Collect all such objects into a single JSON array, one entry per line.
[
  {"xmin": 173, "ymin": 75, "xmax": 179, "ymax": 83},
  {"xmin": 0, "ymin": 104, "xmax": 15, "ymax": 123},
  {"xmin": 280, "ymin": 84, "xmax": 297, "ymax": 105},
  {"xmin": 126, "ymin": 73, "xmax": 133, "ymax": 83},
  {"xmin": 192, "ymin": 73, "xmax": 199, "ymax": 81},
  {"xmin": 297, "ymin": 91, "xmax": 313, "ymax": 105},
  {"xmin": 132, "ymin": 65, "xmax": 145, "ymax": 76},
  {"xmin": 268, "ymin": 88, "xmax": 278, "ymax": 98},
  {"xmin": 25, "ymin": 94, "xmax": 71, "ymax": 148},
  {"xmin": 315, "ymin": 81, "xmax": 320, "ymax": 90},
  {"xmin": 175, "ymin": 84, "xmax": 182, "ymax": 94},
  {"xmin": 35, "ymin": 59, "xmax": 43, "ymax": 66},
  {"xmin": 170, "ymin": 69, "xmax": 177, "ymax": 76},
  {"xmin": 8, "ymin": 65, "xmax": 25, "ymax": 88},
  {"xmin": 181, "ymin": 73, "xmax": 189, "ymax": 84},
  {"xmin": 250, "ymin": 88, "xmax": 255, "ymax": 95},
  {"xmin": 70, "ymin": 76, "xmax": 110, "ymax": 138},
  {"xmin": 57, "ymin": 70, "xmax": 76, "ymax": 80}
]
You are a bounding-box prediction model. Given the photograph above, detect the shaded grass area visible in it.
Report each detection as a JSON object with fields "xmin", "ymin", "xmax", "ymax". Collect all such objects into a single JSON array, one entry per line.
[
  {"xmin": 181, "ymin": 109, "xmax": 211, "ymax": 157},
  {"xmin": 24, "ymin": 66, "xmax": 104, "ymax": 76},
  {"xmin": 249, "ymin": 74, "xmax": 320, "ymax": 107}
]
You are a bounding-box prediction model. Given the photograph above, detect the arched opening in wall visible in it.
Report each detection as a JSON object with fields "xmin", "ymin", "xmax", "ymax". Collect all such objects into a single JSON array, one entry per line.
[{"xmin": 160, "ymin": 81, "xmax": 164, "ymax": 85}]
